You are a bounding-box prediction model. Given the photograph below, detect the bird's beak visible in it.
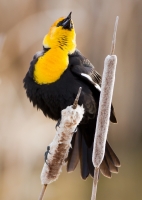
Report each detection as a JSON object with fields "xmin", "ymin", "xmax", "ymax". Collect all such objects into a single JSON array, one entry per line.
[{"xmin": 62, "ymin": 12, "xmax": 73, "ymax": 30}]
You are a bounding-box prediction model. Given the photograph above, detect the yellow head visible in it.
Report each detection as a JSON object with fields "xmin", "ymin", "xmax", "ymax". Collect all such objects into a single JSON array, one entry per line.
[{"xmin": 43, "ymin": 12, "xmax": 76, "ymax": 54}]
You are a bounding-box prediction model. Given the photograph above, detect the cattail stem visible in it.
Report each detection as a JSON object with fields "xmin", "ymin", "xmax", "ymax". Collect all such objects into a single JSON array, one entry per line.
[
  {"xmin": 38, "ymin": 184, "xmax": 47, "ymax": 200},
  {"xmin": 72, "ymin": 87, "xmax": 82, "ymax": 109},
  {"xmin": 91, "ymin": 168, "xmax": 99, "ymax": 200},
  {"xmin": 38, "ymin": 87, "xmax": 84, "ymax": 200},
  {"xmin": 110, "ymin": 16, "xmax": 119, "ymax": 55},
  {"xmin": 91, "ymin": 16, "xmax": 119, "ymax": 200}
]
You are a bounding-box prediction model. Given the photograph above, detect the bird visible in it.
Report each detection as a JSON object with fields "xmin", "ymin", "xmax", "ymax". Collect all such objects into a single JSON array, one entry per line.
[{"xmin": 23, "ymin": 12, "xmax": 120, "ymax": 179}]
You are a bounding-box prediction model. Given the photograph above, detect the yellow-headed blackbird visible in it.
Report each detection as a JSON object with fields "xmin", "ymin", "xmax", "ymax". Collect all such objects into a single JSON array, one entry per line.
[{"xmin": 23, "ymin": 12, "xmax": 120, "ymax": 179}]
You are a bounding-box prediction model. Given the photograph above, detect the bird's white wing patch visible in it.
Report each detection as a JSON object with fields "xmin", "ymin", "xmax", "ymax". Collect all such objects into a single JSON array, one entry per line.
[
  {"xmin": 81, "ymin": 73, "xmax": 101, "ymax": 92},
  {"xmin": 81, "ymin": 73, "xmax": 93, "ymax": 82}
]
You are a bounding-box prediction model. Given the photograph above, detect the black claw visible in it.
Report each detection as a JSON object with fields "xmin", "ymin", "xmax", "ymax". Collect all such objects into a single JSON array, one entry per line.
[
  {"xmin": 55, "ymin": 118, "xmax": 61, "ymax": 130},
  {"xmin": 44, "ymin": 146, "xmax": 51, "ymax": 163}
]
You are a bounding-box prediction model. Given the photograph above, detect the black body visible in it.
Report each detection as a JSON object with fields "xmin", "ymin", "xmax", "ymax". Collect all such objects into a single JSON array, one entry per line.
[{"xmin": 24, "ymin": 49, "xmax": 120, "ymax": 179}]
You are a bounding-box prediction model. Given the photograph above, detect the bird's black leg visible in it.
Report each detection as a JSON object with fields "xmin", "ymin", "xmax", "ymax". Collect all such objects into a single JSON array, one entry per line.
[
  {"xmin": 44, "ymin": 146, "xmax": 51, "ymax": 164},
  {"xmin": 55, "ymin": 118, "xmax": 61, "ymax": 130}
]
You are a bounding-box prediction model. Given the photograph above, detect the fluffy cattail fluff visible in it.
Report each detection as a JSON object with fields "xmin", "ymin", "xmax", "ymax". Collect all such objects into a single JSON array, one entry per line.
[{"xmin": 40, "ymin": 104, "xmax": 84, "ymax": 185}]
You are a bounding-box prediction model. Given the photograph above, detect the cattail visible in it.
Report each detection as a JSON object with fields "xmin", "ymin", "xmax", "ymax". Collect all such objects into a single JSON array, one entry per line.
[
  {"xmin": 91, "ymin": 16, "xmax": 119, "ymax": 200},
  {"xmin": 92, "ymin": 55, "xmax": 117, "ymax": 168},
  {"xmin": 39, "ymin": 88, "xmax": 84, "ymax": 200}
]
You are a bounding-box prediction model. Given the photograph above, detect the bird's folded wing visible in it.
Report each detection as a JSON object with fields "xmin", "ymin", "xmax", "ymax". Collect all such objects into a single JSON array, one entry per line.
[{"xmin": 69, "ymin": 49, "xmax": 117, "ymax": 123}]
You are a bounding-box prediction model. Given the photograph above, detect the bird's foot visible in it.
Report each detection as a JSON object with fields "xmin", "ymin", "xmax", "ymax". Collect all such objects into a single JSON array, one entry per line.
[
  {"xmin": 55, "ymin": 118, "xmax": 61, "ymax": 130},
  {"xmin": 44, "ymin": 146, "xmax": 51, "ymax": 164}
]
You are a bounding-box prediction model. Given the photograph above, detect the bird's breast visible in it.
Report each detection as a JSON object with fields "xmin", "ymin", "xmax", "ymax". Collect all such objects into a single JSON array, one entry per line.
[{"xmin": 34, "ymin": 48, "xmax": 69, "ymax": 84}]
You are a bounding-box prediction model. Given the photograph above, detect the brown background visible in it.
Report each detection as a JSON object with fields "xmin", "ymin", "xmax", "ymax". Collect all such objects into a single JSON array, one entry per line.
[{"xmin": 0, "ymin": 0, "xmax": 142, "ymax": 199}]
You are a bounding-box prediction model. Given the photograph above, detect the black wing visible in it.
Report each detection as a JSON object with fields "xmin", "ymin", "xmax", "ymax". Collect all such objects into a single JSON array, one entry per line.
[
  {"xmin": 69, "ymin": 49, "xmax": 117, "ymax": 123},
  {"xmin": 69, "ymin": 49, "xmax": 101, "ymax": 85}
]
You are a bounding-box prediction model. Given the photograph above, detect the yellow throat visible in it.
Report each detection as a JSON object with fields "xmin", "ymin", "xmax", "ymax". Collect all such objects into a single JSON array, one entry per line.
[{"xmin": 34, "ymin": 48, "xmax": 69, "ymax": 84}]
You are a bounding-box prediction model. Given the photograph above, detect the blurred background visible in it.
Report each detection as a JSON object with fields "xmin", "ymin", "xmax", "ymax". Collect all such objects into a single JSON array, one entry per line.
[{"xmin": 0, "ymin": 0, "xmax": 142, "ymax": 199}]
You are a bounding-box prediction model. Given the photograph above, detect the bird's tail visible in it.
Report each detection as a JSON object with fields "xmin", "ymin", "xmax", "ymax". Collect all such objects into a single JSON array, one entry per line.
[{"xmin": 67, "ymin": 131, "xmax": 120, "ymax": 179}]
